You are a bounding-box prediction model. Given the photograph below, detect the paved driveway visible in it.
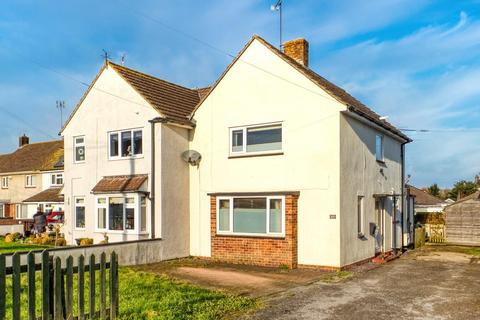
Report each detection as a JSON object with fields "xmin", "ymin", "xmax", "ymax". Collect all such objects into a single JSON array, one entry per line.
[{"xmin": 249, "ymin": 246, "xmax": 480, "ymax": 320}]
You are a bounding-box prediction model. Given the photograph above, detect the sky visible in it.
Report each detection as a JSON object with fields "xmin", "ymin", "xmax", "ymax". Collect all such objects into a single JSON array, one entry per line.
[{"xmin": 0, "ymin": 0, "xmax": 479, "ymax": 188}]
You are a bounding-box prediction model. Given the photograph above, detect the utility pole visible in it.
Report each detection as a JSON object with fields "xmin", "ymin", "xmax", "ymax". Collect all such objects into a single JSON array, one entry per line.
[
  {"xmin": 56, "ymin": 100, "xmax": 65, "ymax": 130},
  {"xmin": 271, "ymin": 0, "xmax": 283, "ymax": 49}
]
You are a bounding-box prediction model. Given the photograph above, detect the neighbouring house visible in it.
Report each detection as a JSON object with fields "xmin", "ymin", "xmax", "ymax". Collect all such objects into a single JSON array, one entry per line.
[
  {"xmin": 0, "ymin": 136, "xmax": 64, "ymax": 219},
  {"xmin": 445, "ymin": 191, "xmax": 480, "ymax": 245},
  {"xmin": 61, "ymin": 35, "xmax": 411, "ymax": 269},
  {"xmin": 406, "ymin": 184, "xmax": 449, "ymax": 214}
]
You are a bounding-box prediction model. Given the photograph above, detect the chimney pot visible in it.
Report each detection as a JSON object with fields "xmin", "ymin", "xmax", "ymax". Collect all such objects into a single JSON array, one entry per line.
[
  {"xmin": 19, "ymin": 134, "xmax": 29, "ymax": 147},
  {"xmin": 283, "ymin": 38, "xmax": 309, "ymax": 67}
]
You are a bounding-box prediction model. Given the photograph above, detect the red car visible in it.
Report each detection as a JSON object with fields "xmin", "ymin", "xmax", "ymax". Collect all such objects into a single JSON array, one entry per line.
[{"xmin": 47, "ymin": 211, "xmax": 64, "ymax": 224}]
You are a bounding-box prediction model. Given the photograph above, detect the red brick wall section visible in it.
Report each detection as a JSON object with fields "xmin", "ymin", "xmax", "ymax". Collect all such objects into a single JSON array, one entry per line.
[{"xmin": 211, "ymin": 195, "xmax": 298, "ymax": 268}]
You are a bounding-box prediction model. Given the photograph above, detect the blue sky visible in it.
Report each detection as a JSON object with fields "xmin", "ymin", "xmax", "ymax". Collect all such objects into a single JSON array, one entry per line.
[{"xmin": 1, "ymin": 0, "xmax": 479, "ymax": 188}]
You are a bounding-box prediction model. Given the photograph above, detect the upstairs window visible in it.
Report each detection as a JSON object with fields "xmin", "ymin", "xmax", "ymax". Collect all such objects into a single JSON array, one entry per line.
[
  {"xmin": 74, "ymin": 136, "xmax": 86, "ymax": 163},
  {"xmin": 230, "ymin": 123, "xmax": 282, "ymax": 156},
  {"xmin": 375, "ymin": 134, "xmax": 384, "ymax": 162},
  {"xmin": 25, "ymin": 175, "xmax": 36, "ymax": 187},
  {"xmin": 1, "ymin": 177, "xmax": 8, "ymax": 189},
  {"xmin": 51, "ymin": 173, "xmax": 63, "ymax": 186},
  {"xmin": 109, "ymin": 129, "xmax": 143, "ymax": 159}
]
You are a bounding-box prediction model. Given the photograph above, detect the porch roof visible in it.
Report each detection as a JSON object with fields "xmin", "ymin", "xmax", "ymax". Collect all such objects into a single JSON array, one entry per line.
[
  {"xmin": 23, "ymin": 187, "xmax": 63, "ymax": 203},
  {"xmin": 91, "ymin": 174, "xmax": 148, "ymax": 194}
]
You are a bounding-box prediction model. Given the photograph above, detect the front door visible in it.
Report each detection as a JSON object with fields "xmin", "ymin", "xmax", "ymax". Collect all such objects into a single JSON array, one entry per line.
[{"xmin": 375, "ymin": 197, "xmax": 385, "ymax": 254}]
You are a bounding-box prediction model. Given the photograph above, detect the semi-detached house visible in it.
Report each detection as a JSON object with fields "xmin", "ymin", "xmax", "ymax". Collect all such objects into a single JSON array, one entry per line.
[
  {"xmin": 61, "ymin": 35, "xmax": 411, "ymax": 269},
  {"xmin": 0, "ymin": 136, "xmax": 64, "ymax": 219}
]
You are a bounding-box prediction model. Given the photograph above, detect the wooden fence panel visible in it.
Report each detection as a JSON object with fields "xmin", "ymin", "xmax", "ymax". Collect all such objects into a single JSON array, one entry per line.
[
  {"xmin": 66, "ymin": 256, "xmax": 73, "ymax": 320},
  {"xmin": 27, "ymin": 252, "xmax": 36, "ymax": 320},
  {"xmin": 0, "ymin": 250, "xmax": 118, "ymax": 320},
  {"xmin": 78, "ymin": 255, "xmax": 85, "ymax": 320},
  {"xmin": 89, "ymin": 254, "xmax": 96, "ymax": 319},
  {"xmin": 0, "ymin": 254, "xmax": 5, "ymax": 320},
  {"xmin": 12, "ymin": 252, "xmax": 20, "ymax": 320}
]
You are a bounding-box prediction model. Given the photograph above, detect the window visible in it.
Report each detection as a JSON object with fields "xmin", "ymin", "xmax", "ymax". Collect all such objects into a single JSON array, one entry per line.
[
  {"xmin": 51, "ymin": 173, "xmax": 63, "ymax": 186},
  {"xmin": 217, "ymin": 196, "xmax": 285, "ymax": 236},
  {"xmin": 96, "ymin": 195, "xmax": 144, "ymax": 232},
  {"xmin": 75, "ymin": 197, "xmax": 86, "ymax": 229},
  {"xmin": 97, "ymin": 198, "xmax": 107, "ymax": 229},
  {"xmin": 230, "ymin": 123, "xmax": 282, "ymax": 155},
  {"xmin": 1, "ymin": 177, "xmax": 8, "ymax": 189},
  {"xmin": 25, "ymin": 175, "xmax": 36, "ymax": 187},
  {"xmin": 140, "ymin": 196, "xmax": 147, "ymax": 232},
  {"xmin": 74, "ymin": 136, "xmax": 86, "ymax": 163},
  {"xmin": 0, "ymin": 204, "xmax": 4, "ymax": 217},
  {"xmin": 357, "ymin": 196, "xmax": 365, "ymax": 237},
  {"xmin": 16, "ymin": 204, "xmax": 28, "ymax": 219},
  {"xmin": 375, "ymin": 135, "xmax": 384, "ymax": 162},
  {"xmin": 109, "ymin": 129, "xmax": 143, "ymax": 159}
]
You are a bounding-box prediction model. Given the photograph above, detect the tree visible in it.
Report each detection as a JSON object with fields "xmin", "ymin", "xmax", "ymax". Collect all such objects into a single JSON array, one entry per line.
[
  {"xmin": 449, "ymin": 180, "xmax": 478, "ymax": 200},
  {"xmin": 426, "ymin": 183, "xmax": 440, "ymax": 197}
]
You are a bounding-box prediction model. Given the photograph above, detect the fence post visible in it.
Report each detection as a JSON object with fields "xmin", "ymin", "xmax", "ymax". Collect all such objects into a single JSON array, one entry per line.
[
  {"xmin": 66, "ymin": 256, "xmax": 73, "ymax": 320},
  {"xmin": 41, "ymin": 250, "xmax": 50, "ymax": 320},
  {"xmin": 54, "ymin": 257, "xmax": 63, "ymax": 320},
  {"xmin": 0, "ymin": 254, "xmax": 5, "ymax": 320},
  {"xmin": 89, "ymin": 254, "xmax": 96, "ymax": 319},
  {"xmin": 27, "ymin": 252, "xmax": 36, "ymax": 320},
  {"xmin": 100, "ymin": 252, "xmax": 106, "ymax": 319},
  {"xmin": 12, "ymin": 252, "xmax": 20, "ymax": 320},
  {"xmin": 78, "ymin": 255, "xmax": 85, "ymax": 320},
  {"xmin": 110, "ymin": 251, "xmax": 118, "ymax": 320}
]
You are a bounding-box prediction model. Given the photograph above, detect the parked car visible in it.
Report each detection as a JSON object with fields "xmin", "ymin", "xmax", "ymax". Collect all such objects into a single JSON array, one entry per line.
[{"xmin": 46, "ymin": 211, "xmax": 64, "ymax": 224}]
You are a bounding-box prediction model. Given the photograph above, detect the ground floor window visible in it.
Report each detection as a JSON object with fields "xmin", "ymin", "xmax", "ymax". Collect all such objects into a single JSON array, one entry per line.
[
  {"xmin": 217, "ymin": 196, "xmax": 285, "ymax": 236},
  {"xmin": 16, "ymin": 204, "xmax": 28, "ymax": 219},
  {"xmin": 95, "ymin": 194, "xmax": 146, "ymax": 233},
  {"xmin": 0, "ymin": 204, "xmax": 4, "ymax": 217},
  {"xmin": 75, "ymin": 197, "xmax": 86, "ymax": 229}
]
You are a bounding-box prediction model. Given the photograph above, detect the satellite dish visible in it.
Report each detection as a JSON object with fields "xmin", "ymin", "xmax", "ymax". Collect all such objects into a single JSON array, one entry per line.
[{"xmin": 181, "ymin": 150, "xmax": 202, "ymax": 166}]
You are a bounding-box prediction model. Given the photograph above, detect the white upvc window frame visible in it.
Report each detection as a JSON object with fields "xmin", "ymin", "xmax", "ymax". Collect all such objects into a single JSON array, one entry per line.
[
  {"xmin": 16, "ymin": 204, "xmax": 28, "ymax": 219},
  {"xmin": 94, "ymin": 194, "xmax": 145, "ymax": 234},
  {"xmin": 216, "ymin": 195, "xmax": 286, "ymax": 238},
  {"xmin": 25, "ymin": 175, "xmax": 36, "ymax": 188},
  {"xmin": 51, "ymin": 173, "xmax": 63, "ymax": 186},
  {"xmin": 229, "ymin": 122, "xmax": 283, "ymax": 157},
  {"xmin": 0, "ymin": 203, "xmax": 4, "ymax": 217},
  {"xmin": 375, "ymin": 134, "xmax": 384, "ymax": 162},
  {"xmin": 108, "ymin": 128, "xmax": 143, "ymax": 160},
  {"xmin": 74, "ymin": 136, "xmax": 86, "ymax": 163},
  {"xmin": 74, "ymin": 197, "xmax": 86, "ymax": 230},
  {"xmin": 1, "ymin": 176, "xmax": 8, "ymax": 189}
]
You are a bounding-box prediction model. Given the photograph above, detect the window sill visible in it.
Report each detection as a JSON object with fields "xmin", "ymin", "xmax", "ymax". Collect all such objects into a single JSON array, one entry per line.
[
  {"xmin": 216, "ymin": 232, "xmax": 285, "ymax": 239},
  {"xmin": 74, "ymin": 228, "xmax": 86, "ymax": 231},
  {"xmin": 376, "ymin": 159, "xmax": 386, "ymax": 164},
  {"xmin": 25, "ymin": 186, "xmax": 36, "ymax": 189},
  {"xmin": 74, "ymin": 161, "xmax": 86, "ymax": 164},
  {"xmin": 95, "ymin": 229, "xmax": 141, "ymax": 234},
  {"xmin": 228, "ymin": 152, "xmax": 284, "ymax": 159},
  {"xmin": 108, "ymin": 155, "xmax": 144, "ymax": 161}
]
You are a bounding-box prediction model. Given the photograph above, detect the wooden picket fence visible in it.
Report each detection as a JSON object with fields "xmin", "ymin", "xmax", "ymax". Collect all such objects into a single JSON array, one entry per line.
[{"xmin": 0, "ymin": 250, "xmax": 118, "ymax": 320}]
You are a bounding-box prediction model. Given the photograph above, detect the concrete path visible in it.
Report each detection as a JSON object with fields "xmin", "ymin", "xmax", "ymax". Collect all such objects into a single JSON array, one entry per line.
[{"xmin": 249, "ymin": 247, "xmax": 480, "ymax": 319}]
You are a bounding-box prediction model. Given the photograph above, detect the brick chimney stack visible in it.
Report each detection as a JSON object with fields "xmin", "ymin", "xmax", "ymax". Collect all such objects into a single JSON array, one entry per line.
[
  {"xmin": 19, "ymin": 134, "xmax": 29, "ymax": 147},
  {"xmin": 283, "ymin": 38, "xmax": 309, "ymax": 67}
]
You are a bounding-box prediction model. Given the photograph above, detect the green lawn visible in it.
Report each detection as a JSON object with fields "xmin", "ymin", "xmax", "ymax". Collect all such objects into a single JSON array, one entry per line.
[
  {"xmin": 1, "ymin": 238, "xmax": 258, "ymax": 319},
  {"xmin": 0, "ymin": 237, "xmax": 52, "ymax": 253},
  {"xmin": 3, "ymin": 267, "xmax": 257, "ymax": 319}
]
